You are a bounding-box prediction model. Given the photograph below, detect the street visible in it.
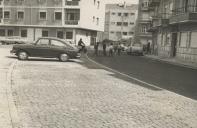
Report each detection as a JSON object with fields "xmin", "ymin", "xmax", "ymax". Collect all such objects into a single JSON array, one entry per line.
[
  {"xmin": 89, "ymin": 54, "xmax": 197, "ymax": 100},
  {"xmin": 0, "ymin": 46, "xmax": 197, "ymax": 128}
]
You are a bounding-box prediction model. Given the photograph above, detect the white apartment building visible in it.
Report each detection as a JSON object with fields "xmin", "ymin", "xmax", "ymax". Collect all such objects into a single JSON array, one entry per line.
[
  {"xmin": 0, "ymin": 0, "xmax": 105, "ymax": 45},
  {"xmin": 103, "ymin": 4, "xmax": 138, "ymax": 42}
]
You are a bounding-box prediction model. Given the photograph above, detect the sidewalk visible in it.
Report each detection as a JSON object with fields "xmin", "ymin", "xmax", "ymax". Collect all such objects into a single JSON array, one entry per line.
[
  {"xmin": 0, "ymin": 47, "xmax": 19, "ymax": 128},
  {"xmin": 145, "ymin": 54, "xmax": 197, "ymax": 70}
]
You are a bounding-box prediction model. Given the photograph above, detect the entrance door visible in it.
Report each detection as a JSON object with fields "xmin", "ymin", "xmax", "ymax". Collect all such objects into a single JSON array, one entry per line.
[{"xmin": 171, "ymin": 33, "xmax": 177, "ymax": 57}]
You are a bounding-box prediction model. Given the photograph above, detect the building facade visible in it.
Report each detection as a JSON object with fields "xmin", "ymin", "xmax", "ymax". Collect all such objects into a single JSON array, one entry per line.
[
  {"xmin": 0, "ymin": 0, "xmax": 105, "ymax": 45},
  {"xmin": 148, "ymin": 0, "xmax": 197, "ymax": 63},
  {"xmin": 136, "ymin": 0, "xmax": 152, "ymax": 45},
  {"xmin": 102, "ymin": 3, "xmax": 138, "ymax": 42}
]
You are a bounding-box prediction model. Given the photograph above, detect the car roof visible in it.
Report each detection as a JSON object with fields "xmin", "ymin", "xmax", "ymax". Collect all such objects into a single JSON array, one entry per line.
[{"xmin": 38, "ymin": 37, "xmax": 66, "ymax": 42}]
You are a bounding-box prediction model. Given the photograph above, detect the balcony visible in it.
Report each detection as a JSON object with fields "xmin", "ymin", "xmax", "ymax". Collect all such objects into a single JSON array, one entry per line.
[
  {"xmin": 65, "ymin": 20, "xmax": 79, "ymax": 25},
  {"xmin": 149, "ymin": 0, "xmax": 160, "ymax": 7},
  {"xmin": 170, "ymin": 6, "xmax": 197, "ymax": 24},
  {"xmin": 150, "ymin": 13, "xmax": 170, "ymax": 27}
]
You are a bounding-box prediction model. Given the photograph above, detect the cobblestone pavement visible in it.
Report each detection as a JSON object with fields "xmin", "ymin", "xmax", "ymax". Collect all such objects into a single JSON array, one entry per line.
[
  {"xmin": 0, "ymin": 46, "xmax": 14, "ymax": 128},
  {"xmin": 11, "ymin": 57, "xmax": 197, "ymax": 128}
]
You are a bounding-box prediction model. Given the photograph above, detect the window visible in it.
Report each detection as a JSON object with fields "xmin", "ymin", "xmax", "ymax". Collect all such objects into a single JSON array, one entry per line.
[
  {"xmin": 123, "ymin": 22, "xmax": 128, "ymax": 26},
  {"xmin": 4, "ymin": 11, "xmax": 10, "ymax": 19},
  {"xmin": 130, "ymin": 13, "xmax": 135, "ymax": 15},
  {"xmin": 190, "ymin": 32, "xmax": 197, "ymax": 48},
  {"xmin": 0, "ymin": 29, "xmax": 5, "ymax": 36},
  {"xmin": 124, "ymin": 13, "xmax": 128, "ymax": 17},
  {"xmin": 37, "ymin": 39, "xmax": 49, "ymax": 45},
  {"xmin": 7, "ymin": 29, "xmax": 13, "ymax": 36},
  {"xmin": 117, "ymin": 22, "xmax": 122, "ymax": 26},
  {"xmin": 118, "ymin": 13, "xmax": 121, "ymax": 16},
  {"xmin": 66, "ymin": 31, "xmax": 73, "ymax": 39},
  {"xmin": 39, "ymin": 11, "xmax": 47, "ymax": 20},
  {"xmin": 96, "ymin": 18, "xmax": 99, "ymax": 25},
  {"xmin": 55, "ymin": 12, "xmax": 62, "ymax": 20},
  {"xmin": 17, "ymin": 11, "xmax": 24, "ymax": 20},
  {"xmin": 130, "ymin": 22, "xmax": 134, "ymax": 25},
  {"xmin": 17, "ymin": 0, "xmax": 25, "ymax": 2},
  {"xmin": 51, "ymin": 40, "xmax": 66, "ymax": 47},
  {"xmin": 110, "ymin": 31, "xmax": 114, "ymax": 34},
  {"xmin": 141, "ymin": 26, "xmax": 147, "ymax": 33},
  {"xmin": 111, "ymin": 12, "xmax": 116, "ymax": 15},
  {"xmin": 123, "ymin": 32, "xmax": 127, "ymax": 35},
  {"xmin": 180, "ymin": 32, "xmax": 188, "ymax": 47},
  {"xmin": 21, "ymin": 30, "xmax": 27, "ymax": 37},
  {"xmin": 42, "ymin": 30, "xmax": 48, "ymax": 37},
  {"xmin": 57, "ymin": 31, "xmax": 64, "ymax": 39}
]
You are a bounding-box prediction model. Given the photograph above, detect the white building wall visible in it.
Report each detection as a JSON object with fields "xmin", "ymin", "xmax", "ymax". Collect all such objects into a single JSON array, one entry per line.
[{"xmin": 80, "ymin": 0, "xmax": 105, "ymax": 32}]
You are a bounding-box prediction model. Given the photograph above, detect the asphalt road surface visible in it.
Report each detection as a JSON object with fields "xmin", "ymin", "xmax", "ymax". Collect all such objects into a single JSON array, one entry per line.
[{"xmin": 89, "ymin": 54, "xmax": 197, "ymax": 100}]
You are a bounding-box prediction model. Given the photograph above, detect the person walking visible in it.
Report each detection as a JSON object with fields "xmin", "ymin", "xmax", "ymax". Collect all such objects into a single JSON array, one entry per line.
[
  {"xmin": 103, "ymin": 42, "xmax": 107, "ymax": 56},
  {"xmin": 108, "ymin": 43, "xmax": 114, "ymax": 57},
  {"xmin": 117, "ymin": 43, "xmax": 122, "ymax": 56},
  {"xmin": 147, "ymin": 42, "xmax": 151, "ymax": 54},
  {"xmin": 78, "ymin": 38, "xmax": 85, "ymax": 53},
  {"xmin": 94, "ymin": 42, "xmax": 99, "ymax": 56}
]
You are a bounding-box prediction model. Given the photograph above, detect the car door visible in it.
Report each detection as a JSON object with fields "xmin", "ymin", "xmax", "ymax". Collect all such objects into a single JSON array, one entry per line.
[
  {"xmin": 50, "ymin": 39, "xmax": 67, "ymax": 57},
  {"xmin": 30, "ymin": 38, "xmax": 51, "ymax": 57}
]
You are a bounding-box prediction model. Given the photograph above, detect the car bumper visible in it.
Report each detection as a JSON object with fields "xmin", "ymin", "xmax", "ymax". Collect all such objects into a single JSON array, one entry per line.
[{"xmin": 10, "ymin": 49, "xmax": 17, "ymax": 54}]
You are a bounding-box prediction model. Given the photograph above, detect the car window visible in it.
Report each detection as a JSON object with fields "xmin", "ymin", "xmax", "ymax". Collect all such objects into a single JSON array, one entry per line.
[
  {"xmin": 51, "ymin": 40, "xmax": 66, "ymax": 47},
  {"xmin": 37, "ymin": 39, "xmax": 49, "ymax": 46}
]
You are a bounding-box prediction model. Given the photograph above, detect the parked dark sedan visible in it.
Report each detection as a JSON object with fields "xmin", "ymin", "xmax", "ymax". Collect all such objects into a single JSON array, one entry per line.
[{"xmin": 10, "ymin": 37, "xmax": 81, "ymax": 62}]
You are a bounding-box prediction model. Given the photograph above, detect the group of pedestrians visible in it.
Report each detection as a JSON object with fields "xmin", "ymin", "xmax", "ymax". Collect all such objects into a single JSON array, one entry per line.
[{"xmin": 94, "ymin": 42, "xmax": 122, "ymax": 57}]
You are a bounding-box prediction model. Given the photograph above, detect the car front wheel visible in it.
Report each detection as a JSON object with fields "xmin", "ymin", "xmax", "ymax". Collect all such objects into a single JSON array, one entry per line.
[
  {"xmin": 18, "ymin": 51, "xmax": 28, "ymax": 60},
  {"xmin": 59, "ymin": 53, "xmax": 69, "ymax": 62}
]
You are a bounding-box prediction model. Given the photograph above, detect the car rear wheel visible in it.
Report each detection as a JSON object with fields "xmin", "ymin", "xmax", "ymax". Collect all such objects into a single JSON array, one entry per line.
[
  {"xmin": 18, "ymin": 51, "xmax": 28, "ymax": 60},
  {"xmin": 59, "ymin": 53, "xmax": 69, "ymax": 62}
]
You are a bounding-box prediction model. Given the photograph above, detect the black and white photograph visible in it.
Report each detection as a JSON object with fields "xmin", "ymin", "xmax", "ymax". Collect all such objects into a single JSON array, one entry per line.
[{"xmin": 0, "ymin": 0, "xmax": 197, "ymax": 128}]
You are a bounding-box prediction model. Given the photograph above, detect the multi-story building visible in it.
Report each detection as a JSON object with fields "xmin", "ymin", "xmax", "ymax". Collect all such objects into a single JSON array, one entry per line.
[
  {"xmin": 0, "ymin": 0, "xmax": 105, "ymax": 45},
  {"xmin": 136, "ymin": 0, "xmax": 152, "ymax": 45},
  {"xmin": 102, "ymin": 3, "xmax": 138, "ymax": 42},
  {"xmin": 148, "ymin": 0, "xmax": 197, "ymax": 63}
]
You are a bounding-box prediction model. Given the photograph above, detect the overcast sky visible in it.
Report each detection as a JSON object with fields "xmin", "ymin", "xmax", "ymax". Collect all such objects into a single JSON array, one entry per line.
[{"xmin": 105, "ymin": 0, "xmax": 138, "ymax": 4}]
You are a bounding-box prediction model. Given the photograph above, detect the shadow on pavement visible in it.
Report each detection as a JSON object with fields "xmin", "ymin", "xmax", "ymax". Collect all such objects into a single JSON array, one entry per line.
[{"xmin": 6, "ymin": 56, "xmax": 82, "ymax": 63}]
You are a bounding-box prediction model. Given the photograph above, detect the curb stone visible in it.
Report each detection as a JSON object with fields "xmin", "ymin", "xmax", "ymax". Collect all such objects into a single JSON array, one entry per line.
[
  {"xmin": 6, "ymin": 60, "xmax": 20, "ymax": 128},
  {"xmin": 144, "ymin": 55, "xmax": 197, "ymax": 70}
]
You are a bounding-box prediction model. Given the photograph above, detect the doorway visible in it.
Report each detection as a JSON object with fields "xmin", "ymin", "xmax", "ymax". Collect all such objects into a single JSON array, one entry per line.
[{"xmin": 171, "ymin": 33, "xmax": 178, "ymax": 57}]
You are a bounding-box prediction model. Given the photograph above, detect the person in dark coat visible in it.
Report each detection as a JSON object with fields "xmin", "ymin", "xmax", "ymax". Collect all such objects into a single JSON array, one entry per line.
[
  {"xmin": 78, "ymin": 38, "xmax": 85, "ymax": 53},
  {"xmin": 94, "ymin": 42, "xmax": 99, "ymax": 56},
  {"xmin": 103, "ymin": 42, "xmax": 107, "ymax": 56}
]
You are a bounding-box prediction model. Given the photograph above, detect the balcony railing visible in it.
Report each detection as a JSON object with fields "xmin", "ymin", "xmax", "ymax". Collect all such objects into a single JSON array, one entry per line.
[
  {"xmin": 170, "ymin": 5, "xmax": 197, "ymax": 24},
  {"xmin": 172, "ymin": 5, "xmax": 197, "ymax": 16},
  {"xmin": 65, "ymin": 1, "xmax": 79, "ymax": 6},
  {"xmin": 65, "ymin": 20, "xmax": 79, "ymax": 25},
  {"xmin": 149, "ymin": 0, "xmax": 160, "ymax": 7}
]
